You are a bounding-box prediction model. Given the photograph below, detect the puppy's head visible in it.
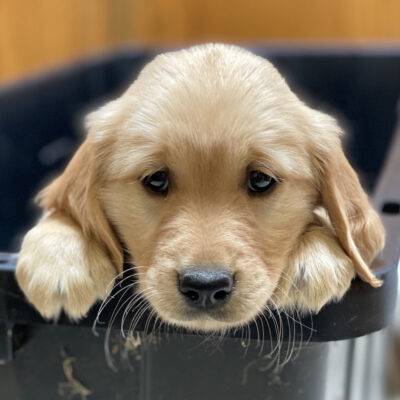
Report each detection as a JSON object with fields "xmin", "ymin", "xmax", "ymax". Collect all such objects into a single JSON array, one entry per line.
[{"xmin": 40, "ymin": 44, "xmax": 384, "ymax": 331}]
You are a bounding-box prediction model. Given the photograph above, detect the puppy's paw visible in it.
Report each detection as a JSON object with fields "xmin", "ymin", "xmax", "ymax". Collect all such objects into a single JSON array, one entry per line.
[
  {"xmin": 272, "ymin": 224, "xmax": 355, "ymax": 313},
  {"xmin": 16, "ymin": 213, "xmax": 116, "ymax": 320}
]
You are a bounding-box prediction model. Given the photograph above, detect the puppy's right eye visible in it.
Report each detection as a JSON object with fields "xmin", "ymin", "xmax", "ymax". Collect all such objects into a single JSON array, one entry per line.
[
  {"xmin": 247, "ymin": 170, "xmax": 275, "ymax": 194},
  {"xmin": 143, "ymin": 171, "xmax": 169, "ymax": 194}
]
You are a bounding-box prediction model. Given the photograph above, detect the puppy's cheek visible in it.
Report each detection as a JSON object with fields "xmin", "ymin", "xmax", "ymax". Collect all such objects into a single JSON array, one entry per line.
[
  {"xmin": 139, "ymin": 264, "xmax": 185, "ymax": 321},
  {"xmin": 232, "ymin": 264, "xmax": 276, "ymax": 318}
]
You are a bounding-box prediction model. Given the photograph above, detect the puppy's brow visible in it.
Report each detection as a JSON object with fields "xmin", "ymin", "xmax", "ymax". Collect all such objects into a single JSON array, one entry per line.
[
  {"xmin": 250, "ymin": 146, "xmax": 312, "ymax": 180},
  {"xmin": 117, "ymin": 161, "xmax": 167, "ymax": 182},
  {"xmin": 248, "ymin": 160, "xmax": 282, "ymax": 182},
  {"xmin": 104, "ymin": 139, "xmax": 166, "ymax": 181}
]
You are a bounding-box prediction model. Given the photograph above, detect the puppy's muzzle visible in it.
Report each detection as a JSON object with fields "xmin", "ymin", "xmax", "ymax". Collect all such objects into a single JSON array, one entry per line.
[{"xmin": 179, "ymin": 267, "xmax": 234, "ymax": 309}]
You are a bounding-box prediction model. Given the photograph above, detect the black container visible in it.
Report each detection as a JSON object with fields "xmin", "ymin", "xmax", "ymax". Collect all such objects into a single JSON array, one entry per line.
[{"xmin": 0, "ymin": 48, "xmax": 399, "ymax": 400}]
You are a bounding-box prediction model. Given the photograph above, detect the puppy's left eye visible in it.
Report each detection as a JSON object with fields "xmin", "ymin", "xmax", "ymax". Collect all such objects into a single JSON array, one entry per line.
[
  {"xmin": 143, "ymin": 171, "xmax": 169, "ymax": 194},
  {"xmin": 248, "ymin": 171, "xmax": 275, "ymax": 194}
]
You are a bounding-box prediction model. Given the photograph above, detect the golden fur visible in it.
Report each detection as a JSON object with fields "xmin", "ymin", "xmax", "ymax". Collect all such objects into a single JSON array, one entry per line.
[{"xmin": 16, "ymin": 44, "xmax": 385, "ymax": 331}]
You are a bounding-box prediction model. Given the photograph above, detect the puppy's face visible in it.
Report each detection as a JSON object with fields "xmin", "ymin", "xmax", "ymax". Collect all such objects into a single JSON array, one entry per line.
[
  {"xmin": 95, "ymin": 46, "xmax": 322, "ymax": 331},
  {"xmin": 46, "ymin": 45, "xmax": 383, "ymax": 331}
]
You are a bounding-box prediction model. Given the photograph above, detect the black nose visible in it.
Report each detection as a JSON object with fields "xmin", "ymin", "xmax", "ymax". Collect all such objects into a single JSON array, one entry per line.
[{"xmin": 179, "ymin": 268, "xmax": 234, "ymax": 309}]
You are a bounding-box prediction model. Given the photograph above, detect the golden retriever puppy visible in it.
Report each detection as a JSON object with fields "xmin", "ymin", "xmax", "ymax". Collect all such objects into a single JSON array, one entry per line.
[{"xmin": 16, "ymin": 44, "xmax": 385, "ymax": 331}]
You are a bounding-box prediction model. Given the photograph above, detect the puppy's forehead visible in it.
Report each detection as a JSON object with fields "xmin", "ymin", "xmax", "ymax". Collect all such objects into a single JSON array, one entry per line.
[{"xmin": 108, "ymin": 45, "xmax": 313, "ymax": 180}]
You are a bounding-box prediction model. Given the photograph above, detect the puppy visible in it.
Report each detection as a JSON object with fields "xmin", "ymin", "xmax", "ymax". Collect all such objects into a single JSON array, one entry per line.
[{"xmin": 16, "ymin": 44, "xmax": 385, "ymax": 332}]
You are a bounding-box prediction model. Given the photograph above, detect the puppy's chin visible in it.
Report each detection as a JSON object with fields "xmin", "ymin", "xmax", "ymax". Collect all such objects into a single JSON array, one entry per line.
[
  {"xmin": 157, "ymin": 312, "xmax": 253, "ymax": 333},
  {"xmin": 144, "ymin": 297, "xmax": 267, "ymax": 333},
  {"xmin": 168, "ymin": 318, "xmax": 240, "ymax": 333}
]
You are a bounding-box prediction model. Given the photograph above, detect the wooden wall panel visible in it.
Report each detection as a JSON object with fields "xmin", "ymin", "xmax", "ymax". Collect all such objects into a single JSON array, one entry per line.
[
  {"xmin": 1, "ymin": 0, "xmax": 400, "ymax": 83},
  {"xmin": 128, "ymin": 0, "xmax": 400, "ymax": 42}
]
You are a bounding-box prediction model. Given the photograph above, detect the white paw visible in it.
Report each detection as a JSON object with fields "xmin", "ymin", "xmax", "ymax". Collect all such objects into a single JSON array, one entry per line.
[
  {"xmin": 272, "ymin": 225, "xmax": 355, "ymax": 313},
  {"xmin": 16, "ymin": 214, "xmax": 116, "ymax": 319}
]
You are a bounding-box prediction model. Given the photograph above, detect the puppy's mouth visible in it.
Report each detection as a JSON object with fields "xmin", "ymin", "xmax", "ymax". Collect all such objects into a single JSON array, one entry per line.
[
  {"xmin": 140, "ymin": 263, "xmax": 273, "ymax": 331},
  {"xmin": 177, "ymin": 306, "xmax": 233, "ymax": 323},
  {"xmin": 145, "ymin": 267, "xmax": 257, "ymax": 330},
  {"xmin": 164, "ymin": 308, "xmax": 242, "ymax": 332}
]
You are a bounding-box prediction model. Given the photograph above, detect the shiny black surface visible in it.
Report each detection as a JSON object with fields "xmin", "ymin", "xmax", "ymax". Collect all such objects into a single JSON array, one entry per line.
[{"xmin": 0, "ymin": 253, "xmax": 397, "ymax": 342}]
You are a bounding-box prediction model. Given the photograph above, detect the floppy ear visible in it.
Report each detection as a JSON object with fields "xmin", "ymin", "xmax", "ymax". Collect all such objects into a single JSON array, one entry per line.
[
  {"xmin": 37, "ymin": 138, "xmax": 124, "ymax": 274},
  {"xmin": 314, "ymin": 116, "xmax": 385, "ymax": 287}
]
